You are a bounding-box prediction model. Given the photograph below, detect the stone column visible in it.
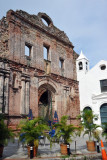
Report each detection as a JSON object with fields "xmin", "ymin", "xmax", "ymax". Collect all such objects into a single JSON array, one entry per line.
[
  {"xmin": 0, "ymin": 73, "xmax": 4, "ymax": 113},
  {"xmin": 20, "ymin": 79, "xmax": 26, "ymax": 114},
  {"xmin": 25, "ymin": 81, "xmax": 30, "ymax": 114},
  {"xmin": 4, "ymin": 75, "xmax": 9, "ymax": 114}
]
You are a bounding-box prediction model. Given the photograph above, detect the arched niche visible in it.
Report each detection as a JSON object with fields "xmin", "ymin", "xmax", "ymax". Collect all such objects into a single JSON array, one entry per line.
[{"xmin": 100, "ymin": 103, "xmax": 107, "ymax": 123}]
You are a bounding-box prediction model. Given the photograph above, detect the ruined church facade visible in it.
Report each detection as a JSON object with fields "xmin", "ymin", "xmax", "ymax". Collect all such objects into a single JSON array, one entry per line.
[{"xmin": 0, "ymin": 10, "xmax": 80, "ymax": 127}]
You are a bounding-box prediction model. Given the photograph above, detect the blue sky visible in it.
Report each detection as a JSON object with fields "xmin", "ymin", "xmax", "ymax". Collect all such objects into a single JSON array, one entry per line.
[{"xmin": 1, "ymin": 0, "xmax": 107, "ymax": 68}]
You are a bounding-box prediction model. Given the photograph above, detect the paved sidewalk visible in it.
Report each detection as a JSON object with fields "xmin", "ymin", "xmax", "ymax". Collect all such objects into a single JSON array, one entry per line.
[{"xmin": 1, "ymin": 135, "xmax": 107, "ymax": 159}]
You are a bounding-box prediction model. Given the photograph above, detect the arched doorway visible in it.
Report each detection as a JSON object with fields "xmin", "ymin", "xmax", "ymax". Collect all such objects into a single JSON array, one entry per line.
[
  {"xmin": 100, "ymin": 103, "xmax": 107, "ymax": 123},
  {"xmin": 83, "ymin": 106, "xmax": 92, "ymax": 112},
  {"xmin": 38, "ymin": 84, "xmax": 56, "ymax": 121}
]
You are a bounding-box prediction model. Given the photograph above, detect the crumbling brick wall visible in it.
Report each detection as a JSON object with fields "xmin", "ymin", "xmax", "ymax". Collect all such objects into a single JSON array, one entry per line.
[
  {"xmin": 0, "ymin": 17, "xmax": 9, "ymax": 56},
  {"xmin": 0, "ymin": 10, "xmax": 80, "ymax": 127}
]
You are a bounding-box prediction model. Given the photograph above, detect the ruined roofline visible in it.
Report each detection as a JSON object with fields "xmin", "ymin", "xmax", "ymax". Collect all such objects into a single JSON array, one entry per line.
[{"xmin": 6, "ymin": 9, "xmax": 74, "ymax": 48}]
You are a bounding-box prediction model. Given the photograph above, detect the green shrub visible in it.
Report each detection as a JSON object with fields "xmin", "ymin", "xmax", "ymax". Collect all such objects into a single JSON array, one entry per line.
[
  {"xmin": 102, "ymin": 122, "xmax": 107, "ymax": 141},
  {"xmin": 53, "ymin": 115, "xmax": 77, "ymax": 144},
  {"xmin": 0, "ymin": 114, "xmax": 14, "ymax": 146},
  {"xmin": 78, "ymin": 110, "xmax": 100, "ymax": 141},
  {"xmin": 19, "ymin": 117, "xmax": 50, "ymax": 147}
]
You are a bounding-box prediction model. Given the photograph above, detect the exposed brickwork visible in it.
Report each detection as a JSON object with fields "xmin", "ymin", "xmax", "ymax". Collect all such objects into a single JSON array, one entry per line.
[{"xmin": 0, "ymin": 10, "xmax": 80, "ymax": 128}]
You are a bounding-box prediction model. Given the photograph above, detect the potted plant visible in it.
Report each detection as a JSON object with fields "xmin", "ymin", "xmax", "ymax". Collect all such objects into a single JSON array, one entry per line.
[
  {"xmin": 19, "ymin": 117, "xmax": 49, "ymax": 157},
  {"xmin": 79, "ymin": 110, "xmax": 100, "ymax": 151},
  {"xmin": 53, "ymin": 115, "xmax": 77, "ymax": 155},
  {"xmin": 93, "ymin": 129, "xmax": 101, "ymax": 142},
  {"xmin": 0, "ymin": 114, "xmax": 14, "ymax": 157}
]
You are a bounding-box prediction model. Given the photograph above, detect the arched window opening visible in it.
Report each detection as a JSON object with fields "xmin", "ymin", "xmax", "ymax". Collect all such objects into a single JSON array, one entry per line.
[
  {"xmin": 78, "ymin": 62, "xmax": 83, "ymax": 70},
  {"xmin": 86, "ymin": 62, "xmax": 88, "ymax": 70},
  {"xmin": 100, "ymin": 103, "xmax": 107, "ymax": 123},
  {"xmin": 100, "ymin": 79, "xmax": 107, "ymax": 92}
]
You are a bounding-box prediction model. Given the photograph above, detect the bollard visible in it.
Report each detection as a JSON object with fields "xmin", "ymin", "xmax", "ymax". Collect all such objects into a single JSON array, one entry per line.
[
  {"xmin": 30, "ymin": 146, "xmax": 34, "ymax": 159},
  {"xmin": 75, "ymin": 141, "xmax": 76, "ymax": 153},
  {"xmin": 96, "ymin": 141, "xmax": 100, "ymax": 153},
  {"xmin": 67, "ymin": 143, "xmax": 71, "ymax": 155}
]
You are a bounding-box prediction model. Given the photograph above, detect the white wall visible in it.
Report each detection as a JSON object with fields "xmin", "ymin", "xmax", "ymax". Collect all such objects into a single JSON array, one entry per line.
[{"xmin": 77, "ymin": 59, "xmax": 107, "ymax": 125}]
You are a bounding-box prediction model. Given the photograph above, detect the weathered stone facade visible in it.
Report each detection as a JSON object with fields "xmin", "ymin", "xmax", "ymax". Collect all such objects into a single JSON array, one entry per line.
[{"xmin": 0, "ymin": 10, "xmax": 80, "ymax": 127}]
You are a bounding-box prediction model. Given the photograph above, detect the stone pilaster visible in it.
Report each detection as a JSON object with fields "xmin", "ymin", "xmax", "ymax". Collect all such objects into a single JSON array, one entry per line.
[
  {"xmin": 20, "ymin": 78, "xmax": 26, "ymax": 114},
  {"xmin": 25, "ymin": 81, "xmax": 30, "ymax": 114},
  {"xmin": 4, "ymin": 75, "xmax": 9, "ymax": 114},
  {"xmin": 0, "ymin": 74, "xmax": 4, "ymax": 113}
]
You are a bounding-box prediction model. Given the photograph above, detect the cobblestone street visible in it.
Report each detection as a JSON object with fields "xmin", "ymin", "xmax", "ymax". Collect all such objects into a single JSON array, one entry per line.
[{"xmin": 1, "ymin": 134, "xmax": 107, "ymax": 159}]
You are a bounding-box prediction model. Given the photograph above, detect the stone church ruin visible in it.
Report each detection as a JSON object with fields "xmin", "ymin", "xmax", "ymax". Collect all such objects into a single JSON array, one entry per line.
[{"xmin": 0, "ymin": 10, "xmax": 80, "ymax": 128}]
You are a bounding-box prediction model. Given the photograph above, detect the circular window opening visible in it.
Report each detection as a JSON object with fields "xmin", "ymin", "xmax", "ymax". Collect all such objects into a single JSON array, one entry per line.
[
  {"xmin": 41, "ymin": 15, "xmax": 51, "ymax": 27},
  {"xmin": 41, "ymin": 18, "xmax": 49, "ymax": 26},
  {"xmin": 100, "ymin": 65, "xmax": 106, "ymax": 70}
]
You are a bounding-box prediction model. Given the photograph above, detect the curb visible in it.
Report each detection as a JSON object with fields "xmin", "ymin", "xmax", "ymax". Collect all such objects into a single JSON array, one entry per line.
[{"xmin": 33, "ymin": 153, "xmax": 102, "ymax": 160}]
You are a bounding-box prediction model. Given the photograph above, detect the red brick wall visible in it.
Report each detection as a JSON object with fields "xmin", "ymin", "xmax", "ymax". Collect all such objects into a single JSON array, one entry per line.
[{"xmin": 0, "ymin": 10, "xmax": 80, "ymax": 127}]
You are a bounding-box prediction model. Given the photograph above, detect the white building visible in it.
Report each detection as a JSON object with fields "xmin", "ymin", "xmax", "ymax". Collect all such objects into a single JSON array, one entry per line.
[{"xmin": 76, "ymin": 51, "xmax": 107, "ymax": 125}]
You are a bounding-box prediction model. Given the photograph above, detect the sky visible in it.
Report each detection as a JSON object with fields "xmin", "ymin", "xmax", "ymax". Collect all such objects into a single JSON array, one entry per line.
[{"xmin": 0, "ymin": 0, "xmax": 107, "ymax": 68}]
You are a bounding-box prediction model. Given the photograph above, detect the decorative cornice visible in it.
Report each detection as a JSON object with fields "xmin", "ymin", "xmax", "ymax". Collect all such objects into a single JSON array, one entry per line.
[{"xmin": 92, "ymin": 93, "xmax": 107, "ymax": 100}]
